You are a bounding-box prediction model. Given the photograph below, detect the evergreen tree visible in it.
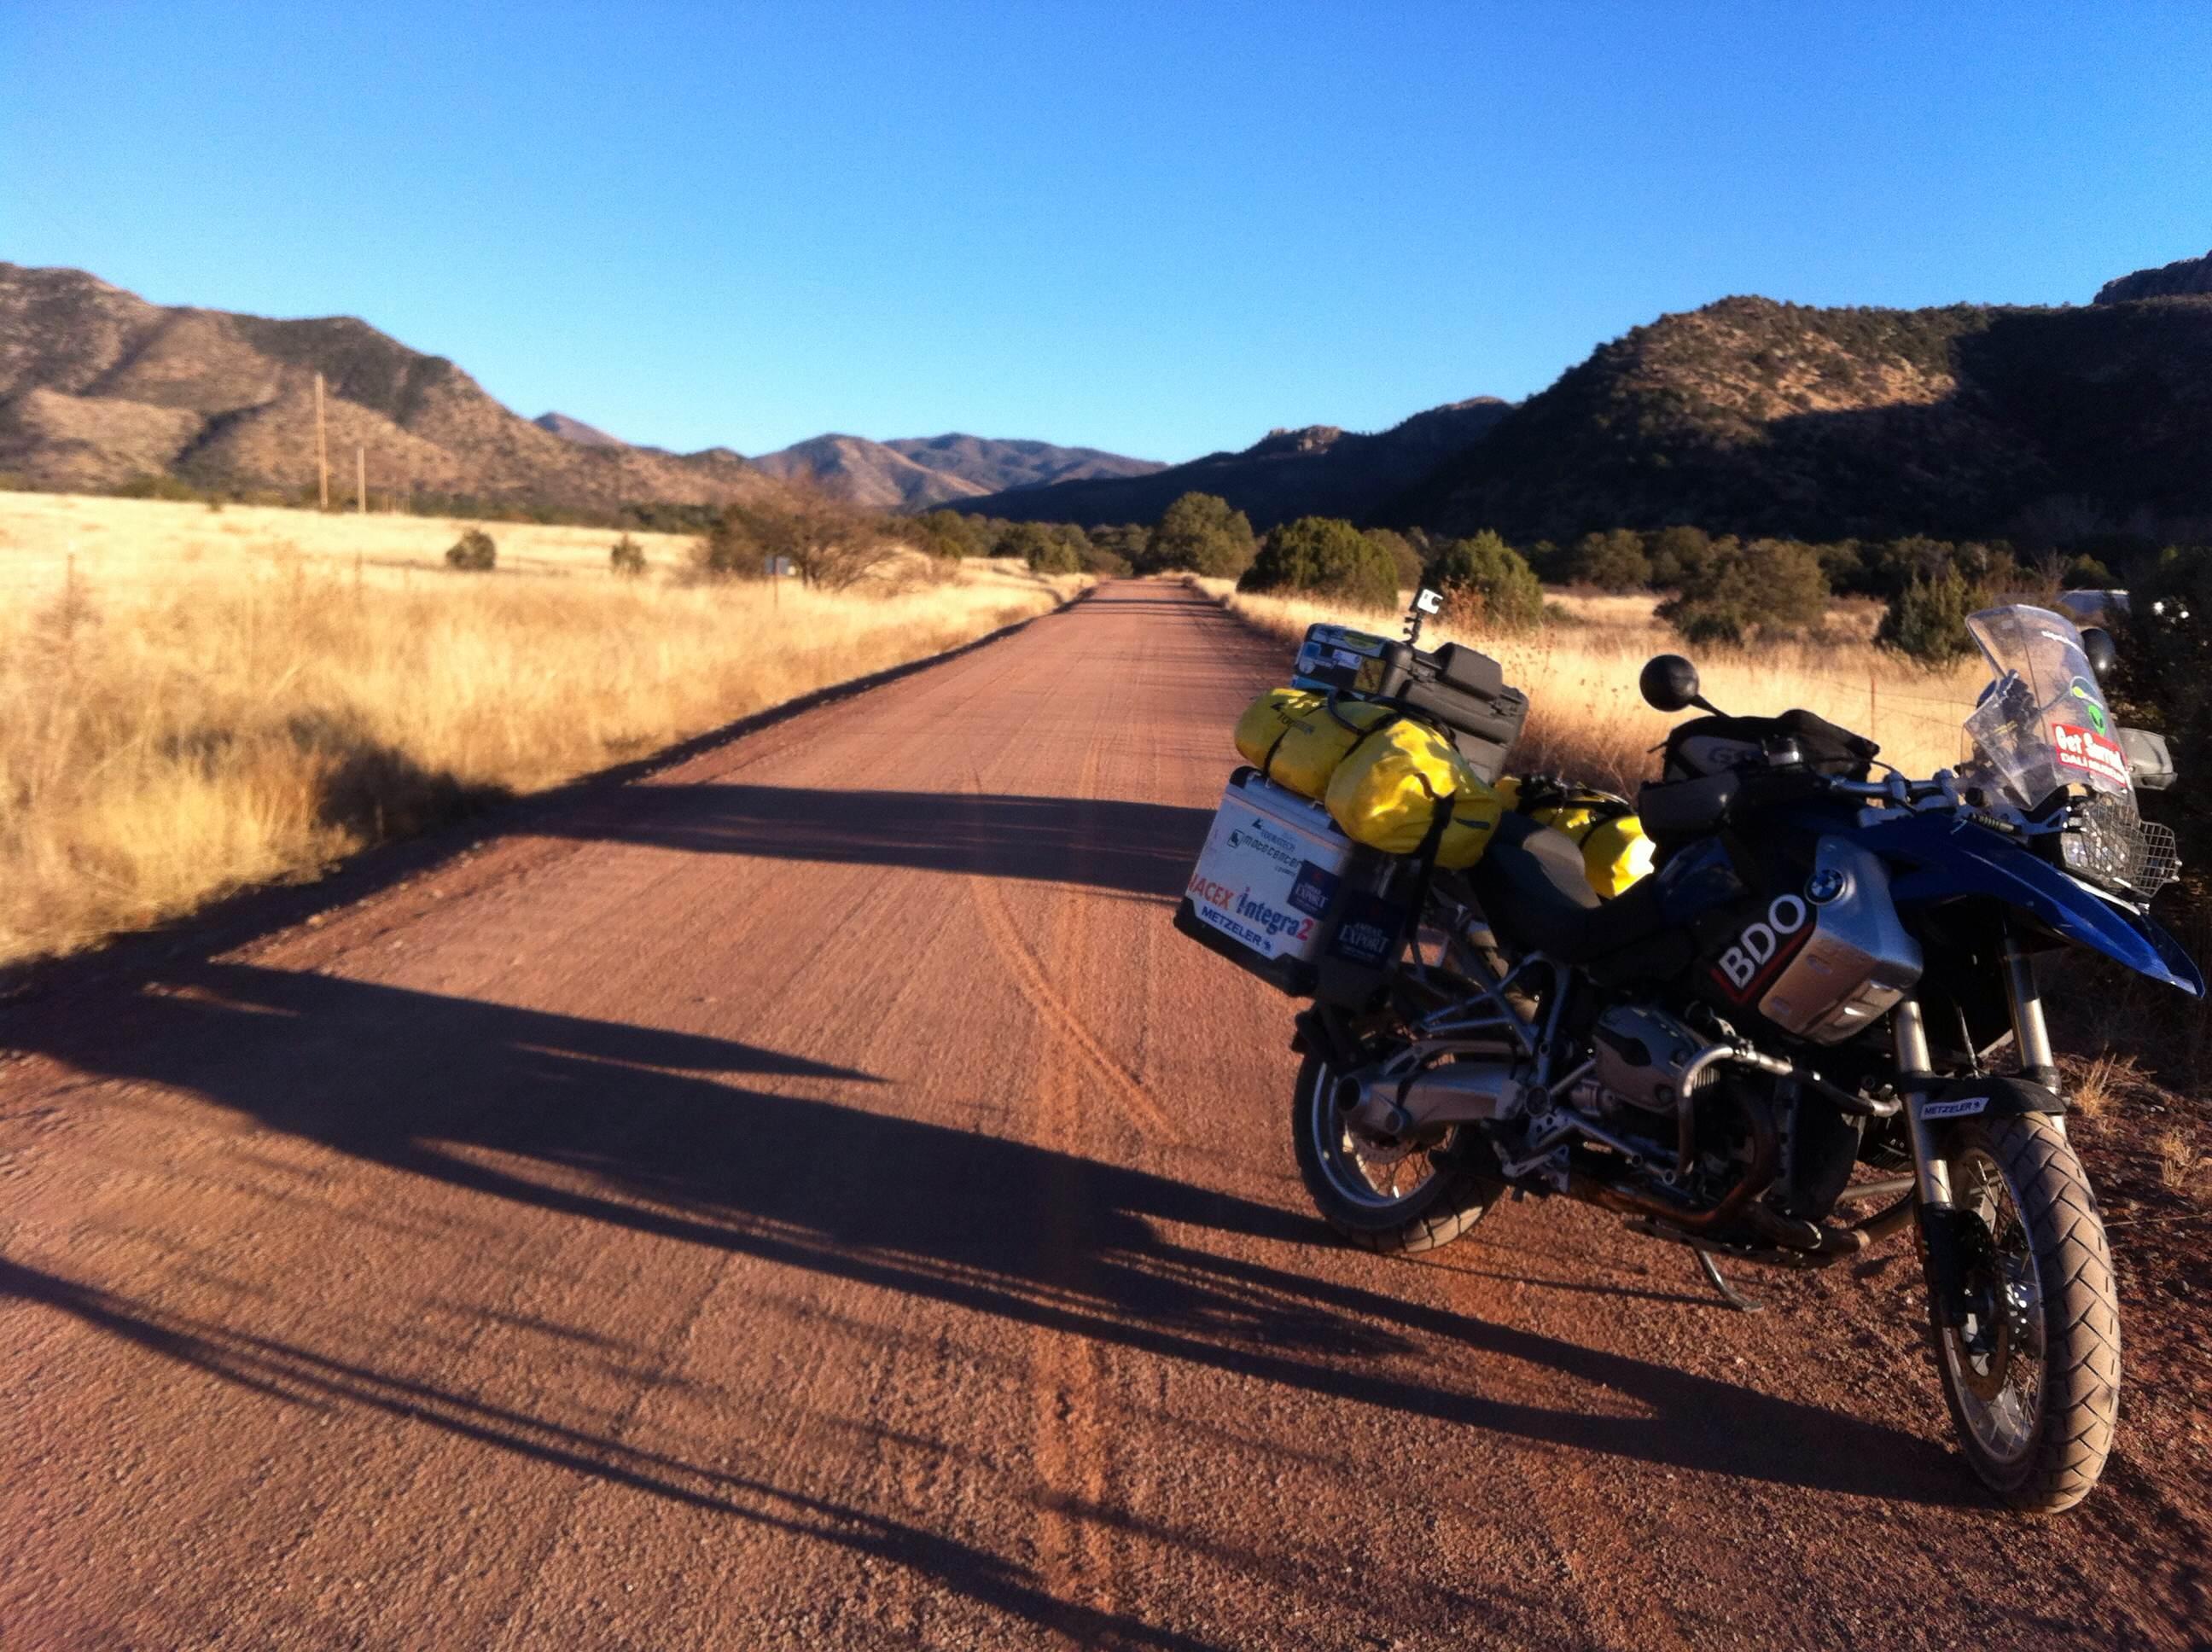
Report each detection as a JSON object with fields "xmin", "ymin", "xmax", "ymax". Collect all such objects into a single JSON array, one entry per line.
[
  {"xmin": 1145, "ymin": 492, "xmax": 1256, "ymax": 578},
  {"xmin": 1423, "ymin": 530, "xmax": 1545, "ymax": 631},
  {"xmin": 1239, "ymin": 516, "xmax": 1399, "ymax": 609}
]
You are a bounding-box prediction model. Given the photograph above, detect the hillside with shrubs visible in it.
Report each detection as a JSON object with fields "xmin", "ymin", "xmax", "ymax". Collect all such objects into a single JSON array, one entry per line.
[{"xmin": 1394, "ymin": 291, "xmax": 2212, "ymax": 546}]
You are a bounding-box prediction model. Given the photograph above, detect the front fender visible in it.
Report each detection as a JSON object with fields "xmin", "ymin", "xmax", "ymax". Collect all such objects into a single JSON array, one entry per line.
[{"xmin": 1866, "ymin": 811, "xmax": 2203, "ymax": 998}]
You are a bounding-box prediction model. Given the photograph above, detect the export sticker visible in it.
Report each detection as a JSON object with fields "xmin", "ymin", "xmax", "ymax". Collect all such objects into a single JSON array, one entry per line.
[
  {"xmin": 2050, "ymin": 721, "xmax": 2131, "ymax": 789},
  {"xmin": 1288, "ymin": 859, "xmax": 1340, "ymax": 917}
]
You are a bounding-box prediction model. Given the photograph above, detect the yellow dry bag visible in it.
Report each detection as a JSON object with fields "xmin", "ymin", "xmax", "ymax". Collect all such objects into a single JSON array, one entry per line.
[
  {"xmin": 1233, "ymin": 688, "xmax": 1396, "ymax": 802},
  {"xmin": 1494, "ymin": 776, "xmax": 1656, "ymax": 897},
  {"xmin": 1324, "ymin": 717, "xmax": 1503, "ymax": 869}
]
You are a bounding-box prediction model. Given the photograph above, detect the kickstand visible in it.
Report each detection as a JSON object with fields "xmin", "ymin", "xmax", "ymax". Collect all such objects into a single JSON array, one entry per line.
[{"xmin": 1695, "ymin": 1250, "xmax": 1763, "ymax": 1313}]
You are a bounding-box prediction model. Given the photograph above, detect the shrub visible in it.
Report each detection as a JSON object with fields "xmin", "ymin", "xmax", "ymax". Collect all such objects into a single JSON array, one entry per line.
[
  {"xmin": 1002, "ymin": 521, "xmax": 1082, "ymax": 574},
  {"xmin": 692, "ymin": 493, "xmax": 895, "ymax": 590},
  {"xmin": 1565, "ymin": 529, "xmax": 1652, "ymax": 591},
  {"xmin": 1658, "ymin": 537, "xmax": 1828, "ymax": 646},
  {"xmin": 1086, "ymin": 524, "xmax": 1150, "ymax": 573},
  {"xmin": 1422, "ymin": 530, "xmax": 1544, "ymax": 631},
  {"xmin": 1239, "ymin": 516, "xmax": 1400, "ymax": 610},
  {"xmin": 609, "ymin": 534, "xmax": 646, "ymax": 577},
  {"xmin": 445, "ymin": 527, "xmax": 498, "ymax": 572},
  {"xmin": 910, "ymin": 509, "xmax": 989, "ymax": 560},
  {"xmin": 1877, "ymin": 561, "xmax": 1983, "ymax": 664},
  {"xmin": 1145, "ymin": 492, "xmax": 1256, "ymax": 578},
  {"xmin": 1645, "ymin": 526, "xmax": 1713, "ymax": 588},
  {"xmin": 1364, "ymin": 527, "xmax": 1423, "ymax": 595}
]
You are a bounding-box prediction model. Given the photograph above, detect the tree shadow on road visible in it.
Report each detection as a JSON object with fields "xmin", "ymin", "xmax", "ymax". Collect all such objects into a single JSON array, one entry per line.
[
  {"xmin": 538, "ymin": 784, "xmax": 1214, "ymax": 901},
  {"xmin": 8, "ymin": 962, "xmax": 1973, "ymax": 1622}
]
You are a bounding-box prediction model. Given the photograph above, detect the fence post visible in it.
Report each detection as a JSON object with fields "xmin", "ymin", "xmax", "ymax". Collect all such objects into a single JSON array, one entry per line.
[{"xmin": 314, "ymin": 372, "xmax": 330, "ymax": 510}]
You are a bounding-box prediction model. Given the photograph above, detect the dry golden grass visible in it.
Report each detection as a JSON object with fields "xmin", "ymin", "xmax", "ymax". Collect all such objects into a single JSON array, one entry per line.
[
  {"xmin": 2153, "ymin": 1127, "xmax": 2208, "ymax": 1195},
  {"xmin": 1196, "ymin": 579, "xmax": 1984, "ymax": 789},
  {"xmin": 0, "ymin": 490, "xmax": 711, "ymax": 593},
  {"xmin": 0, "ymin": 493, "xmax": 1079, "ymax": 966}
]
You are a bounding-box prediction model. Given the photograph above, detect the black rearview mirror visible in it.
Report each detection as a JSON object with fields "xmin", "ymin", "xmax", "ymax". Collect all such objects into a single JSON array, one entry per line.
[{"xmin": 1639, "ymin": 654, "xmax": 1708, "ymax": 715}]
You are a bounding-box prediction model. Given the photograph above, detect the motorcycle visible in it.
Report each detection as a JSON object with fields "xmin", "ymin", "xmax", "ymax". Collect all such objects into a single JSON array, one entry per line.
[{"xmin": 1180, "ymin": 599, "xmax": 2198, "ymax": 1511}]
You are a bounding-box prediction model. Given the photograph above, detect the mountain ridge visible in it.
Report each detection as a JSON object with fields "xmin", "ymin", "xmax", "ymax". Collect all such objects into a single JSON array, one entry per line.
[
  {"xmin": 0, "ymin": 264, "xmax": 781, "ymax": 515},
  {"xmin": 747, "ymin": 430, "xmax": 1163, "ymax": 510},
  {"xmin": 954, "ymin": 398, "xmax": 1514, "ymax": 530},
  {"xmin": 1389, "ymin": 288, "xmax": 2212, "ymax": 543}
]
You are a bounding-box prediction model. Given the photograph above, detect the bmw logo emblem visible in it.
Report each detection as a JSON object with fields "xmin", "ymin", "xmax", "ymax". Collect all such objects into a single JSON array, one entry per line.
[{"xmin": 1806, "ymin": 868, "xmax": 1848, "ymax": 905}]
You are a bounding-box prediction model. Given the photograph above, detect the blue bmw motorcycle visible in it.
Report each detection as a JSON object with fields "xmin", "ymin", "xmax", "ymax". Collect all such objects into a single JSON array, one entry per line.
[{"xmin": 1278, "ymin": 604, "xmax": 2198, "ymax": 1511}]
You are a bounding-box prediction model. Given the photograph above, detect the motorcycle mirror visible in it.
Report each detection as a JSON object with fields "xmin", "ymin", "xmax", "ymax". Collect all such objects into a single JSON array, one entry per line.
[
  {"xmin": 1639, "ymin": 654, "xmax": 1720, "ymax": 716},
  {"xmin": 2080, "ymin": 626, "xmax": 2118, "ymax": 687}
]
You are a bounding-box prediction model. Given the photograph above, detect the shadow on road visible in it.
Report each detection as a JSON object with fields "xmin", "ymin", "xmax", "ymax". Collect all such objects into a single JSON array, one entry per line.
[
  {"xmin": 9, "ymin": 960, "xmax": 1971, "ymax": 1634},
  {"xmin": 538, "ymin": 784, "xmax": 1214, "ymax": 901}
]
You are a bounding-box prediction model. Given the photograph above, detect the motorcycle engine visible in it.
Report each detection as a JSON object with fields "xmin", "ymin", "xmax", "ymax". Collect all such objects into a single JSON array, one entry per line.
[{"xmin": 1586, "ymin": 1003, "xmax": 1715, "ymax": 1118}]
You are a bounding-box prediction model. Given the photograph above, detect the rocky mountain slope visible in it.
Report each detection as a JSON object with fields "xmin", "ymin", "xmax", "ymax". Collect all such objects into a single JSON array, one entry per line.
[
  {"xmin": 0, "ymin": 265, "xmax": 780, "ymax": 514},
  {"xmin": 958, "ymin": 398, "xmax": 1512, "ymax": 529},
  {"xmin": 1391, "ymin": 288, "xmax": 2212, "ymax": 543},
  {"xmin": 748, "ymin": 431, "xmax": 1161, "ymax": 510},
  {"xmin": 532, "ymin": 410, "xmax": 624, "ymax": 448},
  {"xmin": 2097, "ymin": 249, "xmax": 2212, "ymax": 305}
]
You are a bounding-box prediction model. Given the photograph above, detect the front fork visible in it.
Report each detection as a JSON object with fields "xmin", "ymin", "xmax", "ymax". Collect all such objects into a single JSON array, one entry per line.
[{"xmin": 1898, "ymin": 931, "xmax": 2060, "ymax": 1325}]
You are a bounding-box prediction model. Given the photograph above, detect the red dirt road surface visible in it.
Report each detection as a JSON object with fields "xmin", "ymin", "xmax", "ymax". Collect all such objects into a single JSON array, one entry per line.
[{"xmin": 3, "ymin": 582, "xmax": 2205, "ymax": 1649}]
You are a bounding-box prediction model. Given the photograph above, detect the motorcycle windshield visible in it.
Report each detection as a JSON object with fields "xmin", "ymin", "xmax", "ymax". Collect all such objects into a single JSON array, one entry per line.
[{"xmin": 1963, "ymin": 605, "xmax": 2132, "ymax": 811}]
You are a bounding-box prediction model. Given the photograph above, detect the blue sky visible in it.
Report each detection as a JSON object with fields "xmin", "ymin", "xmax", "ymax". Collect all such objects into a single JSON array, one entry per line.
[{"xmin": 4, "ymin": 3, "xmax": 2209, "ymax": 462}]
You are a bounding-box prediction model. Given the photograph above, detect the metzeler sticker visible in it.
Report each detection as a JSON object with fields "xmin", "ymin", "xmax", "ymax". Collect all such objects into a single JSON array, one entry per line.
[
  {"xmin": 2050, "ymin": 722, "xmax": 2132, "ymax": 789},
  {"xmin": 1919, "ymin": 1095, "xmax": 1988, "ymax": 1120}
]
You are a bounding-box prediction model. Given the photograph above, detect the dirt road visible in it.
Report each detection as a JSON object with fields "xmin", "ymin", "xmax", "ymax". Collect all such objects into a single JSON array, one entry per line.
[{"xmin": 3, "ymin": 582, "xmax": 2203, "ymax": 1649}]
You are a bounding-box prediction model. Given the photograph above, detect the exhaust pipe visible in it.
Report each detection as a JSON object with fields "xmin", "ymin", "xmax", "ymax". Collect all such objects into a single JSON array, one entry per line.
[{"xmin": 1334, "ymin": 1062, "xmax": 1523, "ymax": 1138}]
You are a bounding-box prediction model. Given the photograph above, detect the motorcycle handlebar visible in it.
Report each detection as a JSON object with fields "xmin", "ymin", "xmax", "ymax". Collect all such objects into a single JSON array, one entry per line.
[{"xmin": 1822, "ymin": 775, "xmax": 1949, "ymax": 802}]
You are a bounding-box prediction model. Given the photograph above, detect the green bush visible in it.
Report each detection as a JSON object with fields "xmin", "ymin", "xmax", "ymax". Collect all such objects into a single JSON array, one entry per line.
[
  {"xmin": 609, "ymin": 533, "xmax": 646, "ymax": 576},
  {"xmin": 695, "ymin": 505, "xmax": 767, "ymax": 578},
  {"xmin": 1644, "ymin": 526, "xmax": 1713, "ymax": 588},
  {"xmin": 911, "ymin": 509, "xmax": 989, "ymax": 560},
  {"xmin": 1422, "ymin": 530, "xmax": 1544, "ymax": 631},
  {"xmin": 1238, "ymin": 516, "xmax": 1400, "ymax": 609},
  {"xmin": 1565, "ymin": 529, "xmax": 1651, "ymax": 590},
  {"xmin": 1658, "ymin": 537, "xmax": 1828, "ymax": 646},
  {"xmin": 1876, "ymin": 561, "xmax": 1983, "ymax": 664},
  {"xmin": 1002, "ymin": 521, "xmax": 1083, "ymax": 574},
  {"xmin": 445, "ymin": 527, "xmax": 498, "ymax": 572},
  {"xmin": 1145, "ymin": 492, "xmax": 1256, "ymax": 578},
  {"xmin": 1363, "ymin": 527, "xmax": 1424, "ymax": 595}
]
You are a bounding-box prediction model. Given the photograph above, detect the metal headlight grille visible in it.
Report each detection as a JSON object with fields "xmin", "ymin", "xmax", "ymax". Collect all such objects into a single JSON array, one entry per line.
[{"xmin": 2060, "ymin": 793, "xmax": 2179, "ymax": 898}]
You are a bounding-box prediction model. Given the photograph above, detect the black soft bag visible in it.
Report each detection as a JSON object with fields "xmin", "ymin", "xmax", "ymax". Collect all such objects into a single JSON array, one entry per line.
[{"xmin": 1662, "ymin": 708, "xmax": 1879, "ymax": 782}]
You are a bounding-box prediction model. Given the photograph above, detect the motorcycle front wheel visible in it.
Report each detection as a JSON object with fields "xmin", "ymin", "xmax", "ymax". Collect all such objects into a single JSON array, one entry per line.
[
  {"xmin": 1290, "ymin": 1053, "xmax": 1503, "ymax": 1254},
  {"xmin": 1927, "ymin": 1114, "xmax": 2121, "ymax": 1513}
]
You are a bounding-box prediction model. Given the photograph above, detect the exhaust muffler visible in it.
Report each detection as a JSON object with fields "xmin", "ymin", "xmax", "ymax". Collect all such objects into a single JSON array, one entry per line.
[{"xmin": 1333, "ymin": 1061, "xmax": 1525, "ymax": 1138}]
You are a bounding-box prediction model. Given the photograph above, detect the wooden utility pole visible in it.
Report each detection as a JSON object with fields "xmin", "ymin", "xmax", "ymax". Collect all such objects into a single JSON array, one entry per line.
[
  {"xmin": 356, "ymin": 445, "xmax": 366, "ymax": 513},
  {"xmin": 314, "ymin": 372, "xmax": 330, "ymax": 510}
]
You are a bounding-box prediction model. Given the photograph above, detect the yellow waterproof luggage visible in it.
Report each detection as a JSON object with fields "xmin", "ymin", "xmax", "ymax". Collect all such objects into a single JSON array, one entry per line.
[
  {"xmin": 1494, "ymin": 777, "xmax": 1656, "ymax": 897},
  {"xmin": 1233, "ymin": 689, "xmax": 1396, "ymax": 801},
  {"xmin": 1324, "ymin": 717, "xmax": 1503, "ymax": 869}
]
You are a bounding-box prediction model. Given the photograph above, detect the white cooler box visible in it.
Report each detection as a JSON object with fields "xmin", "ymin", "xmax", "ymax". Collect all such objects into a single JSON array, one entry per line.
[{"xmin": 1174, "ymin": 768, "xmax": 1416, "ymax": 1000}]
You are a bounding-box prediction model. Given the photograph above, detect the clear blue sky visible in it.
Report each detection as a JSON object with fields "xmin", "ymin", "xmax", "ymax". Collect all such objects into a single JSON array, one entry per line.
[{"xmin": 5, "ymin": 3, "xmax": 2209, "ymax": 462}]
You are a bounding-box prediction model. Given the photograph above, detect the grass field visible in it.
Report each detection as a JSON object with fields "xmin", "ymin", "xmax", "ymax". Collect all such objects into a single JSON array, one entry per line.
[
  {"xmin": 0, "ymin": 491, "xmax": 707, "ymax": 593},
  {"xmin": 0, "ymin": 492, "xmax": 1080, "ymax": 967},
  {"xmin": 1198, "ymin": 579, "xmax": 1986, "ymax": 788}
]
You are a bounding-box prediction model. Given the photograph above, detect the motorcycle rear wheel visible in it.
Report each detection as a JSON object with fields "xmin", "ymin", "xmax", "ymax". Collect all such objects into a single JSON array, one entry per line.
[
  {"xmin": 1290, "ymin": 1053, "xmax": 1502, "ymax": 1254},
  {"xmin": 1927, "ymin": 1114, "xmax": 2120, "ymax": 1513}
]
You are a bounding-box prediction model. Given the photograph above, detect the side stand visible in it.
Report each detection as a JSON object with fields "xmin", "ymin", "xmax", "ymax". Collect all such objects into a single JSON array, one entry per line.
[{"xmin": 1696, "ymin": 1250, "xmax": 1763, "ymax": 1312}]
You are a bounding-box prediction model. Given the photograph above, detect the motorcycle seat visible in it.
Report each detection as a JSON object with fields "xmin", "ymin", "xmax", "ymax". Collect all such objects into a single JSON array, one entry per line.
[{"xmin": 1472, "ymin": 812, "xmax": 1671, "ymax": 967}]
